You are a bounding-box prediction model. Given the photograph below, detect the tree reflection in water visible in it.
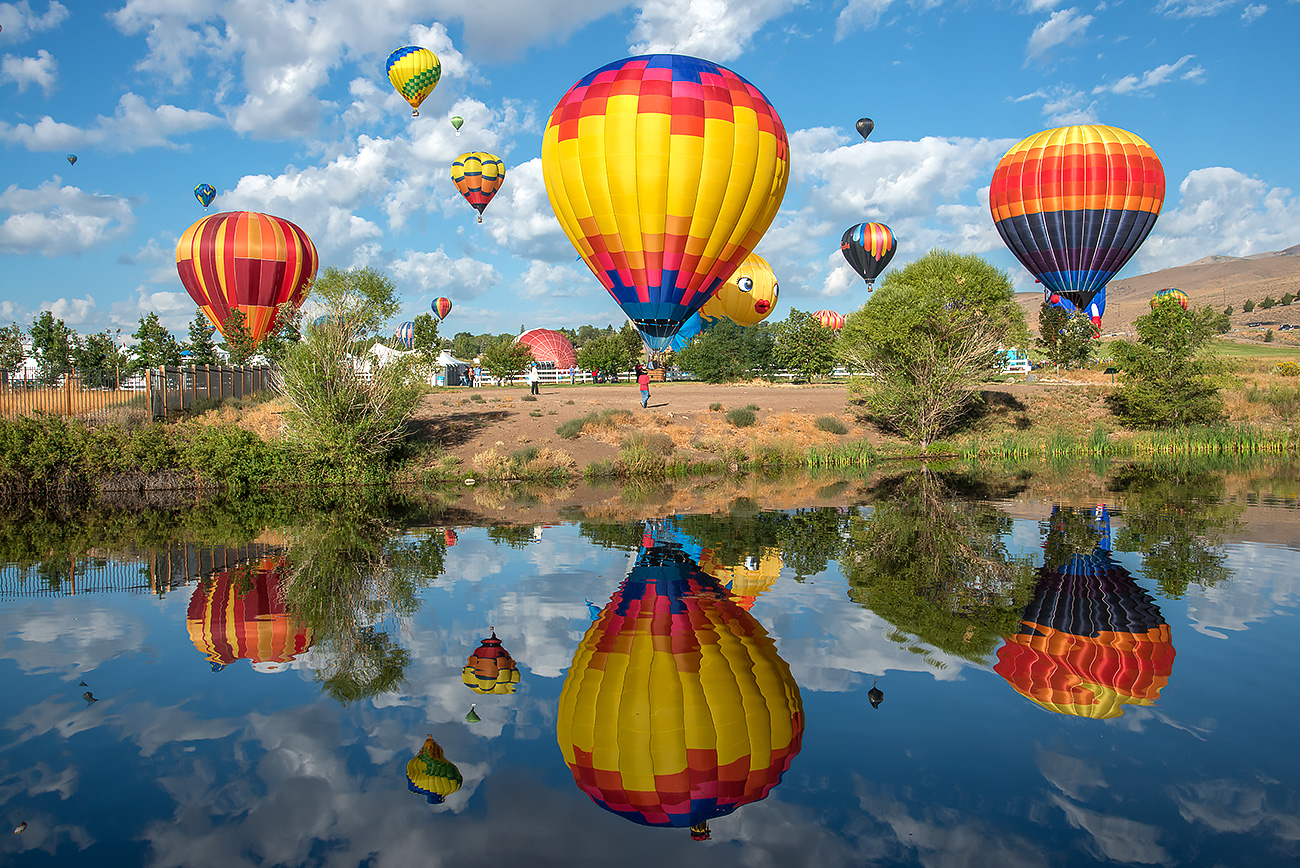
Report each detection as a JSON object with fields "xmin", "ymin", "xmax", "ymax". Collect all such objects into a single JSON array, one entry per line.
[
  {"xmin": 1108, "ymin": 462, "xmax": 1244, "ymax": 599},
  {"xmin": 282, "ymin": 507, "xmax": 446, "ymax": 703},
  {"xmin": 841, "ymin": 467, "xmax": 1038, "ymax": 661}
]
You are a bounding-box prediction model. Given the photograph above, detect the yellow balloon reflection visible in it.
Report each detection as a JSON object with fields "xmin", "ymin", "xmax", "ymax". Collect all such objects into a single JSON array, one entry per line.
[
  {"xmin": 186, "ymin": 558, "xmax": 312, "ymax": 673},
  {"xmin": 406, "ymin": 735, "xmax": 463, "ymax": 804}
]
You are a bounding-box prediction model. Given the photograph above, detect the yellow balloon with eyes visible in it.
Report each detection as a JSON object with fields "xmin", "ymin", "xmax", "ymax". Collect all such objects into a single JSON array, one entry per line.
[{"xmin": 699, "ymin": 252, "xmax": 779, "ymax": 327}]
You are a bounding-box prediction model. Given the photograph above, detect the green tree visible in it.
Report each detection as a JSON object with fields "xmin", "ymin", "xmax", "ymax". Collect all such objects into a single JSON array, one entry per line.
[
  {"xmin": 1260, "ymin": 296, "xmax": 1276, "ymax": 309},
  {"xmin": 71, "ymin": 330, "xmax": 126, "ymax": 386},
  {"xmin": 256, "ymin": 304, "xmax": 302, "ymax": 365},
  {"xmin": 1106, "ymin": 303, "xmax": 1224, "ymax": 428},
  {"xmin": 480, "ymin": 335, "xmax": 534, "ymax": 383},
  {"xmin": 839, "ymin": 249, "xmax": 1029, "ymax": 447},
  {"xmin": 576, "ymin": 333, "xmax": 632, "ymax": 378},
  {"xmin": 0, "ymin": 323, "xmax": 26, "ymax": 373},
  {"xmin": 1281, "ymin": 292, "xmax": 1295, "ymax": 306},
  {"xmin": 1037, "ymin": 303, "xmax": 1097, "ymax": 370},
  {"xmin": 1243, "ymin": 298, "xmax": 1255, "ymax": 312},
  {"xmin": 618, "ymin": 321, "xmax": 646, "ymax": 364},
  {"xmin": 774, "ymin": 309, "xmax": 837, "ymax": 382},
  {"xmin": 674, "ymin": 319, "xmax": 776, "ymax": 383},
  {"xmin": 185, "ymin": 310, "xmax": 220, "ymax": 365},
  {"xmin": 218, "ymin": 309, "xmax": 259, "ymax": 366},
  {"xmin": 411, "ymin": 313, "xmax": 442, "ymax": 373},
  {"xmin": 450, "ymin": 331, "xmax": 481, "ymax": 361},
  {"xmin": 309, "ymin": 265, "xmax": 401, "ymax": 337},
  {"xmin": 576, "ymin": 324, "xmax": 604, "ymax": 346},
  {"xmin": 1212, "ymin": 309, "xmax": 1232, "ymax": 333},
  {"xmin": 126, "ymin": 312, "xmax": 182, "ymax": 373},
  {"xmin": 30, "ymin": 311, "xmax": 74, "ymax": 383}
]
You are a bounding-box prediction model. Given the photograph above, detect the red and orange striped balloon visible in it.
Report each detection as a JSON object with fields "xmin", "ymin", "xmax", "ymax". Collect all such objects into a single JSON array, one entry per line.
[
  {"xmin": 175, "ymin": 211, "xmax": 319, "ymax": 344},
  {"xmin": 185, "ymin": 559, "xmax": 312, "ymax": 673}
]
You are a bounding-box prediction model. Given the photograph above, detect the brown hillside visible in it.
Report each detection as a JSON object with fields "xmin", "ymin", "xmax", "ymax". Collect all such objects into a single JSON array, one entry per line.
[{"xmin": 1015, "ymin": 243, "xmax": 1300, "ymax": 343}]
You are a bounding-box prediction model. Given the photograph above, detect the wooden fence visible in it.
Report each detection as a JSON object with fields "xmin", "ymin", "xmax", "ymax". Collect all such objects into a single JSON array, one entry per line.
[{"xmin": 0, "ymin": 365, "xmax": 274, "ymax": 424}]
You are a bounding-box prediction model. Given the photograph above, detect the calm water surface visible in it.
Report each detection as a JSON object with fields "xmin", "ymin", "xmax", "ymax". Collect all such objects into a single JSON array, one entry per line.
[{"xmin": 1, "ymin": 464, "xmax": 1297, "ymax": 867}]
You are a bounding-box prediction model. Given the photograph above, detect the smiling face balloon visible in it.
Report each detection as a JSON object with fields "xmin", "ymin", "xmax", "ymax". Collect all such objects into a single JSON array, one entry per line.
[{"xmin": 698, "ymin": 252, "xmax": 779, "ymax": 327}]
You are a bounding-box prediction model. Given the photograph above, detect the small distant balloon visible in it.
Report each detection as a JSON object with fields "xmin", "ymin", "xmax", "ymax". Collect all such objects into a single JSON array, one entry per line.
[
  {"xmin": 194, "ymin": 183, "xmax": 216, "ymax": 209},
  {"xmin": 451, "ymin": 115, "xmax": 464, "ymax": 136},
  {"xmin": 66, "ymin": 154, "xmax": 77, "ymax": 166},
  {"xmin": 856, "ymin": 118, "xmax": 874, "ymax": 140},
  {"xmin": 868, "ymin": 678, "xmax": 884, "ymax": 709},
  {"xmin": 432, "ymin": 296, "xmax": 452, "ymax": 321}
]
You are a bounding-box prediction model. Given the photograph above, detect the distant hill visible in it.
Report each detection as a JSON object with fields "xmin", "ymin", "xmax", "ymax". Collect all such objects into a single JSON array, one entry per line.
[{"xmin": 1015, "ymin": 243, "xmax": 1300, "ymax": 341}]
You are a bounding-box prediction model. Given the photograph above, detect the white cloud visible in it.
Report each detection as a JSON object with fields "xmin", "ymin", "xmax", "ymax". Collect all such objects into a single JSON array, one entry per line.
[
  {"xmin": 1023, "ymin": 0, "xmax": 1057, "ymax": 10},
  {"xmin": 1241, "ymin": 3, "xmax": 1266, "ymax": 22},
  {"xmin": 516, "ymin": 260, "xmax": 589, "ymax": 300},
  {"xmin": 1092, "ymin": 54, "xmax": 1206, "ymax": 95},
  {"xmin": 1156, "ymin": 0, "xmax": 1235, "ymax": 16},
  {"xmin": 109, "ymin": 287, "xmax": 195, "ymax": 333},
  {"xmin": 1137, "ymin": 168, "xmax": 1300, "ymax": 271},
  {"xmin": 0, "ymin": 180, "xmax": 136, "ymax": 256},
  {"xmin": 1, "ymin": 47, "xmax": 58, "ymax": 94},
  {"xmin": 628, "ymin": 0, "xmax": 801, "ymax": 61},
  {"xmin": 389, "ymin": 249, "xmax": 501, "ymax": 300},
  {"xmin": 1012, "ymin": 85, "xmax": 1098, "ymax": 124},
  {"xmin": 834, "ymin": 0, "xmax": 900, "ymax": 39},
  {"xmin": 0, "ymin": 0, "xmax": 69, "ymax": 40},
  {"xmin": 0, "ymin": 92, "xmax": 220, "ymax": 151},
  {"xmin": 1025, "ymin": 8, "xmax": 1093, "ymax": 64},
  {"xmin": 42, "ymin": 294, "xmax": 97, "ymax": 325},
  {"xmin": 481, "ymin": 157, "xmax": 573, "ymax": 260}
]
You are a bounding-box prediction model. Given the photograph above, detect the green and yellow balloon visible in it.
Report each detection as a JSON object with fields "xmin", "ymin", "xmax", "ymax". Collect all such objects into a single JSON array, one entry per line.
[{"xmin": 386, "ymin": 46, "xmax": 441, "ymax": 117}]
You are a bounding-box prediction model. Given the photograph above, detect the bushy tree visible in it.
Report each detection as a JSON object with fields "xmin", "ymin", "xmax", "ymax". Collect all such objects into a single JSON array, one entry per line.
[
  {"xmin": 30, "ymin": 311, "xmax": 74, "ymax": 382},
  {"xmin": 674, "ymin": 319, "xmax": 776, "ymax": 383},
  {"xmin": 1106, "ymin": 302, "xmax": 1224, "ymax": 428},
  {"xmin": 128, "ymin": 312, "xmax": 182, "ymax": 373},
  {"xmin": 218, "ymin": 309, "xmax": 259, "ymax": 366},
  {"xmin": 450, "ymin": 331, "xmax": 481, "ymax": 361},
  {"xmin": 839, "ymin": 249, "xmax": 1029, "ymax": 447},
  {"xmin": 71, "ymin": 330, "xmax": 126, "ymax": 386},
  {"xmin": 257, "ymin": 304, "xmax": 302, "ymax": 365},
  {"xmin": 1260, "ymin": 296, "xmax": 1276, "ymax": 310},
  {"xmin": 309, "ymin": 265, "xmax": 401, "ymax": 337},
  {"xmin": 1282, "ymin": 292, "xmax": 1295, "ymax": 306},
  {"xmin": 618, "ymin": 321, "xmax": 646, "ymax": 362},
  {"xmin": 1243, "ymin": 298, "xmax": 1255, "ymax": 312},
  {"xmin": 577, "ymin": 333, "xmax": 633, "ymax": 378},
  {"xmin": 1037, "ymin": 302, "xmax": 1097, "ymax": 369},
  {"xmin": 185, "ymin": 310, "xmax": 220, "ymax": 365},
  {"xmin": 480, "ymin": 336, "xmax": 534, "ymax": 383},
  {"xmin": 774, "ymin": 309, "xmax": 837, "ymax": 382},
  {"xmin": 0, "ymin": 323, "xmax": 27, "ymax": 373},
  {"xmin": 411, "ymin": 313, "xmax": 442, "ymax": 373}
]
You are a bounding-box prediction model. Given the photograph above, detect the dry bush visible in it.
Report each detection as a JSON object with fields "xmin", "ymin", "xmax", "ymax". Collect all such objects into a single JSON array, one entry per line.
[{"xmin": 471, "ymin": 447, "xmax": 512, "ymax": 478}]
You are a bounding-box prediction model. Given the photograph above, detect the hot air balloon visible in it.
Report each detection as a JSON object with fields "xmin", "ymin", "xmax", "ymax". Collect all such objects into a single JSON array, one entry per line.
[
  {"xmin": 451, "ymin": 115, "xmax": 463, "ymax": 135},
  {"xmin": 444, "ymin": 528, "xmax": 458, "ymax": 546},
  {"xmin": 856, "ymin": 118, "xmax": 874, "ymax": 140},
  {"xmin": 812, "ymin": 310, "xmax": 846, "ymax": 331},
  {"xmin": 698, "ymin": 252, "xmax": 780, "ymax": 327},
  {"xmin": 450, "ymin": 151, "xmax": 505, "ymax": 223},
  {"xmin": 994, "ymin": 506, "xmax": 1176, "ymax": 719},
  {"xmin": 176, "ymin": 211, "xmax": 319, "ymax": 344},
  {"xmin": 66, "ymin": 154, "xmax": 76, "ymax": 166},
  {"xmin": 669, "ymin": 311, "xmax": 704, "ymax": 352},
  {"xmin": 431, "ymin": 296, "xmax": 452, "ymax": 321},
  {"xmin": 1046, "ymin": 284, "xmax": 1107, "ymax": 335},
  {"xmin": 194, "ymin": 183, "xmax": 216, "ymax": 209},
  {"xmin": 557, "ymin": 528, "xmax": 803, "ymax": 837},
  {"xmin": 463, "ymin": 631, "xmax": 520, "ymax": 695},
  {"xmin": 541, "ymin": 54, "xmax": 790, "ymax": 351},
  {"xmin": 516, "ymin": 328, "xmax": 577, "ymax": 369},
  {"xmin": 990, "ymin": 124, "xmax": 1165, "ymax": 317},
  {"xmin": 386, "ymin": 46, "xmax": 440, "ymax": 117},
  {"xmin": 1150, "ymin": 287, "xmax": 1189, "ymax": 310},
  {"xmin": 186, "ymin": 559, "xmax": 313, "ymax": 673},
  {"xmin": 406, "ymin": 735, "xmax": 463, "ymax": 804},
  {"xmin": 393, "ymin": 321, "xmax": 415, "ymax": 349},
  {"xmin": 841, "ymin": 222, "xmax": 897, "ymax": 290}
]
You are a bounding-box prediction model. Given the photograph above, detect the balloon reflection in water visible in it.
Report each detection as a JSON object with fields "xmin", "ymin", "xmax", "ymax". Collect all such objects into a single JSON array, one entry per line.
[
  {"xmin": 557, "ymin": 526, "xmax": 803, "ymax": 840},
  {"xmin": 697, "ymin": 547, "xmax": 782, "ymax": 610},
  {"xmin": 186, "ymin": 558, "xmax": 312, "ymax": 673},
  {"xmin": 406, "ymin": 735, "xmax": 463, "ymax": 804},
  {"xmin": 463, "ymin": 631, "xmax": 520, "ymax": 695},
  {"xmin": 995, "ymin": 506, "xmax": 1175, "ymax": 719}
]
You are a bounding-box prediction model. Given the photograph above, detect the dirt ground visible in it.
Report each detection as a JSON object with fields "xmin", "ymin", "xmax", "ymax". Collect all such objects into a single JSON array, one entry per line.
[{"xmin": 409, "ymin": 379, "xmax": 865, "ymax": 473}]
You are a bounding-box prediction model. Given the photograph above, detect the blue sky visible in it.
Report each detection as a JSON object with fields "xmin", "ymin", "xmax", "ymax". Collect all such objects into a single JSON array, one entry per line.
[{"xmin": 2, "ymin": 0, "xmax": 1298, "ymax": 342}]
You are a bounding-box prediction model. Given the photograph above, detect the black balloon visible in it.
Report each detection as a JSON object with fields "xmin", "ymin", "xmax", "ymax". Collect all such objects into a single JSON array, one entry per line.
[{"xmin": 856, "ymin": 118, "xmax": 874, "ymax": 140}]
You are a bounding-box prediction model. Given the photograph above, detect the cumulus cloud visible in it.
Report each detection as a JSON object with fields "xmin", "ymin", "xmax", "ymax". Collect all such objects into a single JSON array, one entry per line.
[
  {"xmin": 1136, "ymin": 167, "xmax": 1300, "ymax": 271},
  {"xmin": 516, "ymin": 260, "xmax": 589, "ymax": 300},
  {"xmin": 389, "ymin": 249, "xmax": 501, "ymax": 300},
  {"xmin": 0, "ymin": 92, "xmax": 220, "ymax": 152},
  {"xmin": 0, "ymin": 180, "xmax": 136, "ymax": 256},
  {"xmin": 628, "ymin": 0, "xmax": 800, "ymax": 61},
  {"xmin": 42, "ymin": 294, "xmax": 97, "ymax": 325},
  {"xmin": 109, "ymin": 287, "xmax": 195, "ymax": 332},
  {"xmin": 1025, "ymin": 8, "xmax": 1093, "ymax": 64},
  {"xmin": 480, "ymin": 158, "xmax": 572, "ymax": 261},
  {"xmin": 1, "ymin": 47, "xmax": 58, "ymax": 94},
  {"xmin": 0, "ymin": 0, "xmax": 69, "ymax": 40},
  {"xmin": 1092, "ymin": 54, "xmax": 1206, "ymax": 95},
  {"xmin": 1011, "ymin": 85, "xmax": 1098, "ymax": 124}
]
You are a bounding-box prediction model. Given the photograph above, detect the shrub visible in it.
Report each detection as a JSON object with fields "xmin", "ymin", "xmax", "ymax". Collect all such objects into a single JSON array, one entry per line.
[
  {"xmin": 556, "ymin": 416, "xmax": 589, "ymax": 439},
  {"xmin": 726, "ymin": 407, "xmax": 756, "ymax": 427},
  {"xmin": 521, "ymin": 394, "xmax": 537, "ymax": 402},
  {"xmin": 1243, "ymin": 299, "xmax": 1255, "ymax": 312},
  {"xmin": 814, "ymin": 415, "xmax": 848, "ymax": 435},
  {"xmin": 709, "ymin": 402, "xmax": 723, "ymax": 411},
  {"xmin": 470, "ymin": 393, "xmax": 485, "ymax": 403},
  {"xmin": 1282, "ymin": 293, "xmax": 1296, "ymax": 306},
  {"xmin": 1260, "ymin": 296, "xmax": 1276, "ymax": 309},
  {"xmin": 1264, "ymin": 329, "xmax": 1274, "ymax": 343},
  {"xmin": 1273, "ymin": 361, "xmax": 1299, "ymax": 377},
  {"xmin": 618, "ymin": 433, "xmax": 668, "ymax": 479}
]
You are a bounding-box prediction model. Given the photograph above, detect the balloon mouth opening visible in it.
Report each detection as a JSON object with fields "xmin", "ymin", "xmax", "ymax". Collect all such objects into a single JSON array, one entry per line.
[{"xmin": 754, "ymin": 300, "xmax": 770, "ymax": 313}]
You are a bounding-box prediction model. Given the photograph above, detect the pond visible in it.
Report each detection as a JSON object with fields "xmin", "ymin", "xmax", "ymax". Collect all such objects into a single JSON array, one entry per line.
[{"xmin": 1, "ymin": 461, "xmax": 1297, "ymax": 867}]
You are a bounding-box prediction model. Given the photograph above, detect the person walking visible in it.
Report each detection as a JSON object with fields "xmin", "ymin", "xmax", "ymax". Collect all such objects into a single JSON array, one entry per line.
[
  {"xmin": 527, "ymin": 364, "xmax": 540, "ymax": 396},
  {"xmin": 636, "ymin": 365, "xmax": 650, "ymax": 408}
]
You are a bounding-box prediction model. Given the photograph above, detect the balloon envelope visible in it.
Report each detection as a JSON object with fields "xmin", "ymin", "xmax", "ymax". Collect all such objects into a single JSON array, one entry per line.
[
  {"xmin": 989, "ymin": 124, "xmax": 1165, "ymax": 314},
  {"xmin": 386, "ymin": 46, "xmax": 440, "ymax": 117},
  {"xmin": 66, "ymin": 154, "xmax": 76, "ymax": 166},
  {"xmin": 812, "ymin": 310, "xmax": 846, "ymax": 331},
  {"xmin": 463, "ymin": 632, "xmax": 520, "ymax": 695},
  {"xmin": 186, "ymin": 558, "xmax": 312, "ymax": 673},
  {"xmin": 699, "ymin": 252, "xmax": 779, "ymax": 327},
  {"xmin": 856, "ymin": 117, "xmax": 874, "ymax": 140},
  {"xmin": 841, "ymin": 223, "xmax": 897, "ymax": 289},
  {"xmin": 406, "ymin": 736, "xmax": 462, "ymax": 804},
  {"xmin": 194, "ymin": 183, "xmax": 216, "ymax": 209},
  {"xmin": 432, "ymin": 296, "xmax": 452, "ymax": 321},
  {"xmin": 175, "ymin": 211, "xmax": 319, "ymax": 344},
  {"xmin": 517, "ymin": 328, "xmax": 577, "ymax": 369},
  {"xmin": 450, "ymin": 115, "xmax": 463, "ymax": 134},
  {"xmin": 393, "ymin": 321, "xmax": 415, "ymax": 349},
  {"xmin": 1150, "ymin": 287, "xmax": 1189, "ymax": 310},
  {"xmin": 450, "ymin": 152, "xmax": 505, "ymax": 223},
  {"xmin": 541, "ymin": 54, "xmax": 790, "ymax": 351}
]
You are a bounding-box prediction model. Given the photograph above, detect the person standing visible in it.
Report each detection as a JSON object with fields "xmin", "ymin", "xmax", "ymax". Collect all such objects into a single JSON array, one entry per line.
[
  {"xmin": 636, "ymin": 365, "xmax": 650, "ymax": 408},
  {"xmin": 527, "ymin": 364, "xmax": 540, "ymax": 396}
]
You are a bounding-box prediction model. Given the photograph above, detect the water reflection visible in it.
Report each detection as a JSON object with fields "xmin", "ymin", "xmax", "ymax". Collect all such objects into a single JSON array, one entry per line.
[
  {"xmin": 463, "ymin": 631, "xmax": 521, "ymax": 694},
  {"xmin": 995, "ymin": 505, "xmax": 1176, "ymax": 718},
  {"xmin": 406, "ymin": 735, "xmax": 463, "ymax": 805},
  {"xmin": 557, "ymin": 520, "xmax": 803, "ymax": 840},
  {"xmin": 185, "ymin": 557, "xmax": 312, "ymax": 673}
]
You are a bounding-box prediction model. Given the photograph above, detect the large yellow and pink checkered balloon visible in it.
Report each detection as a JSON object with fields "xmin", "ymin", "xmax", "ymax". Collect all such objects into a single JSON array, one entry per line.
[{"xmin": 541, "ymin": 55, "xmax": 790, "ymax": 350}]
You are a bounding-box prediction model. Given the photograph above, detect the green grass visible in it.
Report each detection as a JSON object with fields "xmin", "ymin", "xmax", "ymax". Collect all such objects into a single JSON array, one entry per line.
[
  {"xmin": 726, "ymin": 407, "xmax": 756, "ymax": 427},
  {"xmin": 1208, "ymin": 340, "xmax": 1300, "ymax": 361},
  {"xmin": 814, "ymin": 415, "xmax": 848, "ymax": 435}
]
